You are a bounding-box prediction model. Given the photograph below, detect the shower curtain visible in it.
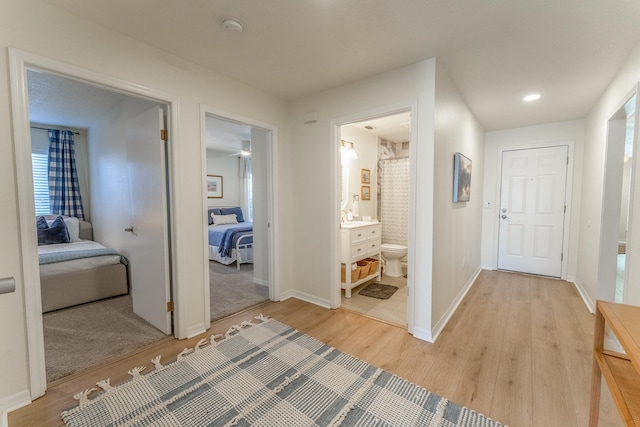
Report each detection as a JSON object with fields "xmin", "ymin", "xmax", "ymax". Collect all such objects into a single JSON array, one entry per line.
[{"xmin": 380, "ymin": 158, "xmax": 409, "ymax": 246}]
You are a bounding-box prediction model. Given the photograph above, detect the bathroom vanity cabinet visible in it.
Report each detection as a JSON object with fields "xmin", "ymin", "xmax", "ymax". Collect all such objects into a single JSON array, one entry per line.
[{"xmin": 340, "ymin": 222, "xmax": 381, "ymax": 298}]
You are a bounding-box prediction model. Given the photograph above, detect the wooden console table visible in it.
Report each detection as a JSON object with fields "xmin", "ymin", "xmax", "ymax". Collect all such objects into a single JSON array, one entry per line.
[{"xmin": 589, "ymin": 300, "xmax": 640, "ymax": 426}]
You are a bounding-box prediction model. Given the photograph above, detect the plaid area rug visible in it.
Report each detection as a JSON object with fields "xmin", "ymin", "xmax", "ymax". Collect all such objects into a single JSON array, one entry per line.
[{"xmin": 62, "ymin": 317, "xmax": 506, "ymax": 426}]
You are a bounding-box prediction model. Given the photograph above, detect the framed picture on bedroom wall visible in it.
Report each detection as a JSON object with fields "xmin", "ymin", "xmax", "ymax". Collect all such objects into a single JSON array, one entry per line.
[{"xmin": 207, "ymin": 174, "xmax": 223, "ymax": 198}]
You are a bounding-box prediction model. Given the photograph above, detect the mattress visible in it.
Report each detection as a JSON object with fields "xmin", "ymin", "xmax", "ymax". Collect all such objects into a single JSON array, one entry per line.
[{"xmin": 38, "ymin": 240, "xmax": 122, "ymax": 277}]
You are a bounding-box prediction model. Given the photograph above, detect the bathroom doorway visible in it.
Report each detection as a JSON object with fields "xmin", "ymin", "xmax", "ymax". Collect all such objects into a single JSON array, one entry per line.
[
  {"xmin": 598, "ymin": 92, "xmax": 638, "ymax": 304},
  {"xmin": 337, "ymin": 111, "xmax": 411, "ymax": 327}
]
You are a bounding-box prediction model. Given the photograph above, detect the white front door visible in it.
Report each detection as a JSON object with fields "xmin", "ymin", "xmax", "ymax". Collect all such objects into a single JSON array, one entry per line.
[
  {"xmin": 126, "ymin": 106, "xmax": 172, "ymax": 334},
  {"xmin": 497, "ymin": 146, "xmax": 568, "ymax": 277}
]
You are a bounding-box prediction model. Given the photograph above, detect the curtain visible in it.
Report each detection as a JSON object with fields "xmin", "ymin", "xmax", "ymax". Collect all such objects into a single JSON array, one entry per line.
[
  {"xmin": 48, "ymin": 129, "xmax": 85, "ymax": 220},
  {"xmin": 239, "ymin": 157, "xmax": 253, "ymax": 222},
  {"xmin": 380, "ymin": 158, "xmax": 410, "ymax": 246}
]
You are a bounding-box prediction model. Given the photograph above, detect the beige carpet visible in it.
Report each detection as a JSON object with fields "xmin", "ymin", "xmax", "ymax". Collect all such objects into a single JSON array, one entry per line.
[
  {"xmin": 210, "ymin": 261, "xmax": 269, "ymax": 321},
  {"xmin": 43, "ymin": 295, "xmax": 167, "ymax": 383}
]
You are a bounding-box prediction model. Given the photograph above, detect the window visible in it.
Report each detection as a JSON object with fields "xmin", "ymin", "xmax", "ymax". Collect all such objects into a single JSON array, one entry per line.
[{"xmin": 32, "ymin": 151, "xmax": 50, "ymax": 216}]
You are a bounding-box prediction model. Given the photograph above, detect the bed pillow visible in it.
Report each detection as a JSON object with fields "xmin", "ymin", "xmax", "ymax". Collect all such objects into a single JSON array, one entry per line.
[
  {"xmin": 208, "ymin": 208, "xmax": 222, "ymax": 225},
  {"xmin": 45, "ymin": 216, "xmax": 81, "ymax": 242},
  {"xmin": 220, "ymin": 207, "xmax": 244, "ymax": 223},
  {"xmin": 36, "ymin": 216, "xmax": 48, "ymax": 230},
  {"xmin": 38, "ymin": 216, "xmax": 71, "ymax": 245},
  {"xmin": 212, "ymin": 214, "xmax": 238, "ymax": 225}
]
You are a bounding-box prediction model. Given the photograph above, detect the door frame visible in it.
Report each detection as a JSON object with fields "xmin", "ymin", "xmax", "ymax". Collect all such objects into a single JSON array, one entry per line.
[
  {"xmin": 493, "ymin": 140, "xmax": 575, "ymax": 280},
  {"xmin": 598, "ymin": 86, "xmax": 640, "ymax": 305},
  {"xmin": 199, "ymin": 105, "xmax": 279, "ymax": 326},
  {"xmin": 330, "ymin": 101, "xmax": 418, "ymax": 334},
  {"xmin": 8, "ymin": 48, "xmax": 180, "ymax": 399}
]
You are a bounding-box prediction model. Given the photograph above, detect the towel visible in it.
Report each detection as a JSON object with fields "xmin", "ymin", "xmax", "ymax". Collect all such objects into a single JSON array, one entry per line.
[{"xmin": 352, "ymin": 200, "xmax": 360, "ymax": 217}]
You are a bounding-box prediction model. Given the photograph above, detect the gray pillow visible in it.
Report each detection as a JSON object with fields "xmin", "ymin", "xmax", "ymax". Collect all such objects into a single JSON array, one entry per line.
[{"xmin": 37, "ymin": 216, "xmax": 71, "ymax": 245}]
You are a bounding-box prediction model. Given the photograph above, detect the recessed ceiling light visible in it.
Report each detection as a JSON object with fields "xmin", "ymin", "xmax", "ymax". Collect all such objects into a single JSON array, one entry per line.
[
  {"xmin": 523, "ymin": 93, "xmax": 541, "ymax": 102},
  {"xmin": 222, "ymin": 17, "xmax": 243, "ymax": 32}
]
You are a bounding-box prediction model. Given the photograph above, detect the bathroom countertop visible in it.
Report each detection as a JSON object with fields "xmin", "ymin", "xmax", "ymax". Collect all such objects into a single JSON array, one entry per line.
[{"xmin": 340, "ymin": 221, "xmax": 379, "ymax": 229}]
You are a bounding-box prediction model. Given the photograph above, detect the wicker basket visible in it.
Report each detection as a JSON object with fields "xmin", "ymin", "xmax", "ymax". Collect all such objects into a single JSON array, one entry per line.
[
  {"xmin": 341, "ymin": 264, "xmax": 362, "ymax": 283},
  {"xmin": 357, "ymin": 260, "xmax": 371, "ymax": 277},
  {"xmin": 364, "ymin": 258, "xmax": 380, "ymax": 276}
]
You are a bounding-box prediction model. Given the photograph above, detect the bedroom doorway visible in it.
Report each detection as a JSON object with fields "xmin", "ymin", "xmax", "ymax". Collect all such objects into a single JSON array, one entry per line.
[
  {"xmin": 201, "ymin": 111, "xmax": 276, "ymax": 324},
  {"xmin": 10, "ymin": 50, "xmax": 178, "ymax": 397}
]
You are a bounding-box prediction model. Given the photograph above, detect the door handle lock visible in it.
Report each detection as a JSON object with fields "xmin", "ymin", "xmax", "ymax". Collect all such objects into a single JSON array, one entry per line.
[
  {"xmin": 124, "ymin": 227, "xmax": 137, "ymax": 236},
  {"xmin": 501, "ymin": 214, "xmax": 511, "ymax": 220}
]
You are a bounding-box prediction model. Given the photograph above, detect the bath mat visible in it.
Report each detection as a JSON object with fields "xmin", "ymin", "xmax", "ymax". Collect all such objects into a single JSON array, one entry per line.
[
  {"xmin": 61, "ymin": 316, "xmax": 506, "ymax": 426},
  {"xmin": 358, "ymin": 283, "xmax": 399, "ymax": 299}
]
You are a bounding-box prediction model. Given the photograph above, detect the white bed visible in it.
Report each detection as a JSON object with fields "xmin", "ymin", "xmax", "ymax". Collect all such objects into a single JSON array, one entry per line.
[
  {"xmin": 39, "ymin": 240, "xmax": 122, "ymax": 276},
  {"xmin": 207, "ymin": 207, "xmax": 253, "ymax": 269},
  {"xmin": 38, "ymin": 216, "xmax": 129, "ymax": 312}
]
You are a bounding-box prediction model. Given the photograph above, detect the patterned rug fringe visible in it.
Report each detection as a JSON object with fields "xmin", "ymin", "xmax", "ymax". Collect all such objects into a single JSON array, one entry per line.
[
  {"xmin": 64, "ymin": 313, "xmax": 508, "ymax": 427},
  {"xmin": 71, "ymin": 314, "xmax": 271, "ymax": 409}
]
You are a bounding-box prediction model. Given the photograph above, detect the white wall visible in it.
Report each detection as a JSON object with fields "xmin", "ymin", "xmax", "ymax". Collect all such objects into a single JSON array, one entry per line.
[
  {"xmin": 340, "ymin": 125, "xmax": 378, "ymax": 220},
  {"xmin": 431, "ymin": 61, "xmax": 485, "ymax": 330},
  {"xmin": 481, "ymin": 119, "xmax": 585, "ymax": 282},
  {"xmin": 0, "ymin": 0, "xmax": 290, "ymax": 408},
  {"xmin": 206, "ymin": 150, "xmax": 240, "ymax": 208},
  {"xmin": 578, "ymin": 40, "xmax": 640, "ymax": 308},
  {"xmin": 288, "ymin": 60, "xmax": 436, "ymax": 332}
]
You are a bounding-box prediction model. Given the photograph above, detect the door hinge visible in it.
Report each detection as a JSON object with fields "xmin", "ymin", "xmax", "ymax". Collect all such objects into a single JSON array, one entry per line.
[
  {"xmin": 561, "ymin": 253, "xmax": 564, "ymax": 261},
  {"xmin": 567, "ymin": 156, "xmax": 569, "ymax": 165},
  {"xmin": 564, "ymin": 205, "xmax": 567, "ymax": 213},
  {"xmin": 160, "ymin": 129, "xmax": 168, "ymax": 141},
  {"xmin": 167, "ymin": 301, "xmax": 174, "ymax": 312}
]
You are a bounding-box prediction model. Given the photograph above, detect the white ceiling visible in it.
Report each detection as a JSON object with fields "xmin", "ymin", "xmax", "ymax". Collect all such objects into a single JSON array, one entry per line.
[
  {"xmin": 28, "ymin": 69, "xmax": 129, "ymax": 129},
  {"xmin": 205, "ymin": 116, "xmax": 252, "ymax": 153},
  {"xmin": 42, "ymin": 0, "xmax": 640, "ymax": 131},
  {"xmin": 347, "ymin": 112, "xmax": 411, "ymax": 143}
]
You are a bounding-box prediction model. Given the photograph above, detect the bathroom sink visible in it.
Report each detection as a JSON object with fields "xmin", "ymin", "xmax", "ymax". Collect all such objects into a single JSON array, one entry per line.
[{"xmin": 340, "ymin": 221, "xmax": 378, "ymax": 228}]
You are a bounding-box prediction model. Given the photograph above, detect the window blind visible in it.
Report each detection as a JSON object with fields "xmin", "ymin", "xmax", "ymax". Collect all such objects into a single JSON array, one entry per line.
[{"xmin": 32, "ymin": 152, "xmax": 50, "ymax": 216}]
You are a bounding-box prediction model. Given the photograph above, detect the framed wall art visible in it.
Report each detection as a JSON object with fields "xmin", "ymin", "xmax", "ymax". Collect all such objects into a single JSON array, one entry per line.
[
  {"xmin": 453, "ymin": 152, "xmax": 472, "ymax": 202},
  {"xmin": 361, "ymin": 185, "xmax": 371, "ymax": 201},
  {"xmin": 361, "ymin": 168, "xmax": 371, "ymax": 184},
  {"xmin": 207, "ymin": 174, "xmax": 223, "ymax": 198}
]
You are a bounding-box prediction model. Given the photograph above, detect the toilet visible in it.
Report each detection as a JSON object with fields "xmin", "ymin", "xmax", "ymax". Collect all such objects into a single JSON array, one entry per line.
[{"xmin": 380, "ymin": 243, "xmax": 408, "ymax": 277}]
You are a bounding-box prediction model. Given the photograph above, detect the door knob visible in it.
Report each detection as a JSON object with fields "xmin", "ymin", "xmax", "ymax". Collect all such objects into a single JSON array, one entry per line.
[
  {"xmin": 125, "ymin": 227, "xmax": 134, "ymax": 233},
  {"xmin": 501, "ymin": 215, "xmax": 511, "ymax": 220}
]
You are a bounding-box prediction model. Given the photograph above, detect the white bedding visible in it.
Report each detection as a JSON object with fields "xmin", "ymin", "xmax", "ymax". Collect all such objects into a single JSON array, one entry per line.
[{"xmin": 38, "ymin": 240, "xmax": 122, "ymax": 277}]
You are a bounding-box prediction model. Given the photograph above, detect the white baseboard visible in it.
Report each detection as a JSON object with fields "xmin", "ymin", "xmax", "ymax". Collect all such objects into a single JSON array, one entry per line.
[
  {"xmin": 569, "ymin": 277, "xmax": 595, "ymax": 314},
  {"xmin": 430, "ymin": 266, "xmax": 482, "ymax": 342},
  {"xmin": 481, "ymin": 264, "xmax": 493, "ymax": 270},
  {"xmin": 279, "ymin": 290, "xmax": 331, "ymax": 309},
  {"xmin": 0, "ymin": 390, "xmax": 31, "ymax": 427},
  {"xmin": 253, "ymin": 277, "xmax": 269, "ymax": 287},
  {"xmin": 185, "ymin": 322, "xmax": 208, "ymax": 339},
  {"xmin": 412, "ymin": 326, "xmax": 434, "ymax": 343}
]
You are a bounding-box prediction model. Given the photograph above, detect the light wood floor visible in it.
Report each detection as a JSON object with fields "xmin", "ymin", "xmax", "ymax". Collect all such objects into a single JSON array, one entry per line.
[{"xmin": 9, "ymin": 270, "xmax": 620, "ymax": 426}]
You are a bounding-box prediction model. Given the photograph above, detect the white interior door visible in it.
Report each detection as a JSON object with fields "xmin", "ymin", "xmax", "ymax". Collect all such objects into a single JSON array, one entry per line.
[
  {"xmin": 498, "ymin": 146, "xmax": 568, "ymax": 277},
  {"xmin": 126, "ymin": 106, "xmax": 172, "ymax": 334}
]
